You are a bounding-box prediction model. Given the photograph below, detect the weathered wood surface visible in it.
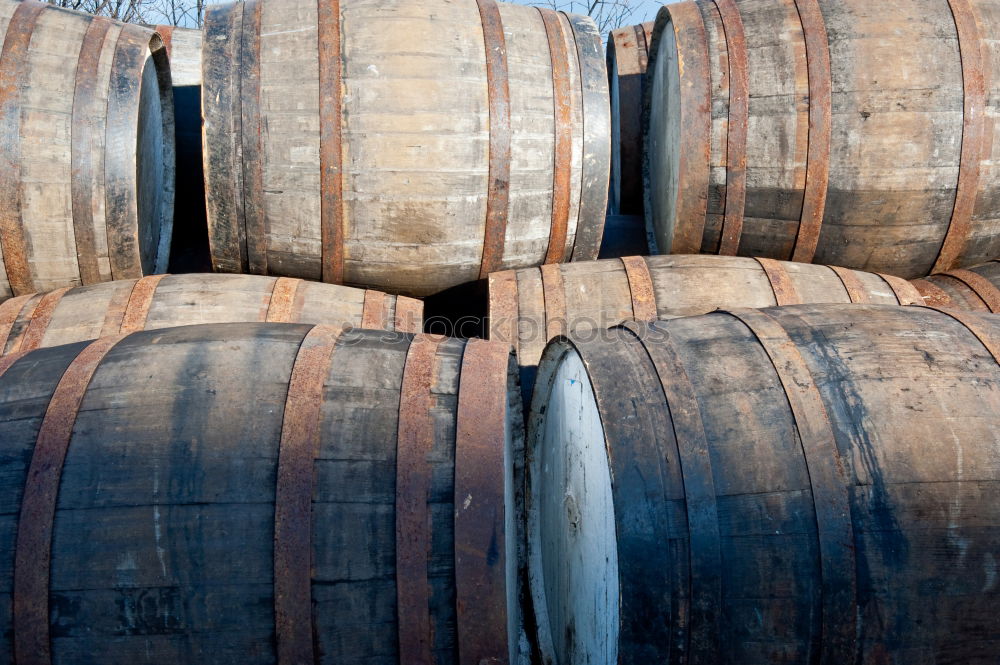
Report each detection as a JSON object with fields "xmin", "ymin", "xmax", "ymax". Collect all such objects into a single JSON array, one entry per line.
[
  {"xmin": 0, "ymin": 273, "xmax": 423, "ymax": 355},
  {"xmin": 913, "ymin": 259, "xmax": 1000, "ymax": 312},
  {"xmin": 607, "ymin": 22, "xmax": 652, "ymax": 216},
  {"xmin": 0, "ymin": 0, "xmax": 174, "ymax": 299},
  {"xmin": 528, "ymin": 304, "xmax": 1000, "ymax": 665},
  {"xmin": 647, "ymin": 0, "xmax": 1000, "ymax": 278},
  {"xmin": 488, "ymin": 254, "xmax": 921, "ymax": 367},
  {"xmin": 202, "ymin": 0, "xmax": 610, "ymax": 297},
  {"xmin": 0, "ymin": 323, "xmax": 520, "ymax": 664}
]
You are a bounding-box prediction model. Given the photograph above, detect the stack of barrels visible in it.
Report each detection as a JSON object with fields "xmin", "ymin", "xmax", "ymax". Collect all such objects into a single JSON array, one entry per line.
[{"xmin": 0, "ymin": 0, "xmax": 996, "ymax": 663}]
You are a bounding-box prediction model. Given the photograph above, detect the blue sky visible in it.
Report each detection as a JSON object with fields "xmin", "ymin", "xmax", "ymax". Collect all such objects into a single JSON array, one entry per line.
[{"xmin": 509, "ymin": 0, "xmax": 668, "ymax": 30}]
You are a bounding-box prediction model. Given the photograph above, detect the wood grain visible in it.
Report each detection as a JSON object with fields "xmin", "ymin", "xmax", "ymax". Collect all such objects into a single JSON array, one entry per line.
[
  {"xmin": 647, "ymin": 0, "xmax": 1000, "ymax": 278},
  {"xmin": 202, "ymin": 0, "xmax": 608, "ymax": 297},
  {"xmin": 0, "ymin": 324, "xmax": 518, "ymax": 664},
  {"xmin": 0, "ymin": 274, "xmax": 422, "ymax": 354}
]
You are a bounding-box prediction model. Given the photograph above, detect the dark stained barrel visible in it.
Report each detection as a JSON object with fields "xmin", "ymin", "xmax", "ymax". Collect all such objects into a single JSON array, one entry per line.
[
  {"xmin": 0, "ymin": 0, "xmax": 174, "ymax": 298},
  {"xmin": 202, "ymin": 0, "xmax": 609, "ymax": 297},
  {"xmin": 527, "ymin": 304, "xmax": 1000, "ymax": 664},
  {"xmin": 488, "ymin": 254, "xmax": 922, "ymax": 368},
  {"xmin": 646, "ymin": 0, "xmax": 1000, "ymax": 278},
  {"xmin": 0, "ymin": 273, "xmax": 422, "ymax": 355},
  {"xmin": 913, "ymin": 259, "xmax": 1000, "ymax": 312},
  {"xmin": 0, "ymin": 323, "xmax": 521, "ymax": 664},
  {"xmin": 607, "ymin": 22, "xmax": 652, "ymax": 216}
]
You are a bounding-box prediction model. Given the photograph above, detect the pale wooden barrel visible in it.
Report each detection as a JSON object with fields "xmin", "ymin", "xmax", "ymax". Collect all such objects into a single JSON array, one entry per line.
[
  {"xmin": 488, "ymin": 254, "xmax": 922, "ymax": 368},
  {"xmin": 0, "ymin": 273, "xmax": 423, "ymax": 355},
  {"xmin": 0, "ymin": 0, "xmax": 175, "ymax": 298},
  {"xmin": 913, "ymin": 259, "xmax": 1000, "ymax": 312},
  {"xmin": 527, "ymin": 304, "xmax": 1000, "ymax": 664},
  {"xmin": 202, "ymin": 0, "xmax": 610, "ymax": 297},
  {"xmin": 0, "ymin": 324, "xmax": 521, "ymax": 663},
  {"xmin": 646, "ymin": 0, "xmax": 1000, "ymax": 279},
  {"xmin": 607, "ymin": 22, "xmax": 652, "ymax": 216}
]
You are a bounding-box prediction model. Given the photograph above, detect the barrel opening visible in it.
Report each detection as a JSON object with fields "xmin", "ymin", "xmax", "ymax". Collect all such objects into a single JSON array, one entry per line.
[
  {"xmin": 645, "ymin": 12, "xmax": 681, "ymax": 254},
  {"xmin": 136, "ymin": 32, "xmax": 176, "ymax": 276},
  {"xmin": 527, "ymin": 340, "xmax": 620, "ymax": 665}
]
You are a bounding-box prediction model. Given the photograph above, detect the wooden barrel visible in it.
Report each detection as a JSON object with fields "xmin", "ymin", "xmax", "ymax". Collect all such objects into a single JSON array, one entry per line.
[
  {"xmin": 488, "ymin": 254, "xmax": 922, "ymax": 367},
  {"xmin": 0, "ymin": 273, "xmax": 422, "ymax": 355},
  {"xmin": 155, "ymin": 26, "xmax": 210, "ymax": 273},
  {"xmin": 607, "ymin": 22, "xmax": 652, "ymax": 216},
  {"xmin": 0, "ymin": 323, "xmax": 521, "ymax": 664},
  {"xmin": 202, "ymin": 0, "xmax": 610, "ymax": 297},
  {"xmin": 0, "ymin": 0, "xmax": 175, "ymax": 299},
  {"xmin": 526, "ymin": 304, "xmax": 1000, "ymax": 664},
  {"xmin": 646, "ymin": 0, "xmax": 1000, "ymax": 278},
  {"xmin": 913, "ymin": 259, "xmax": 1000, "ymax": 312}
]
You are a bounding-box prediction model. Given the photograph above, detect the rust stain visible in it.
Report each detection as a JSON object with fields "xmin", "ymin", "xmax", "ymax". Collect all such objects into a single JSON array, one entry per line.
[
  {"xmin": 828, "ymin": 265, "xmax": 872, "ymax": 304},
  {"xmin": 14, "ymin": 333, "xmax": 127, "ymax": 665},
  {"xmin": 790, "ymin": 0, "xmax": 832, "ymax": 264},
  {"xmin": 0, "ymin": 1, "xmax": 47, "ymax": 295},
  {"xmin": 878, "ymin": 273, "xmax": 923, "ymax": 306},
  {"xmin": 454, "ymin": 338, "xmax": 511, "ymax": 665},
  {"xmin": 273, "ymin": 325, "xmax": 341, "ymax": 665},
  {"xmin": 755, "ymin": 257, "xmax": 802, "ymax": 306},
  {"xmin": 318, "ymin": 0, "xmax": 345, "ymax": 284},
  {"xmin": 265, "ymin": 277, "xmax": 302, "ymax": 323},
  {"xmin": 396, "ymin": 334, "xmax": 445, "ymax": 665},
  {"xmin": 476, "ymin": 0, "xmax": 512, "ymax": 279},
  {"xmin": 120, "ymin": 275, "xmax": 168, "ymax": 334},
  {"xmin": 487, "ymin": 271, "xmax": 520, "ymax": 357},
  {"xmin": 361, "ymin": 289, "xmax": 387, "ymax": 329},
  {"xmin": 934, "ymin": 0, "xmax": 988, "ymax": 272},
  {"xmin": 946, "ymin": 268, "xmax": 1000, "ymax": 313},
  {"xmin": 910, "ymin": 278, "xmax": 954, "ymax": 307},
  {"xmin": 621, "ymin": 256, "xmax": 658, "ymax": 320},
  {"xmin": 538, "ymin": 9, "xmax": 572, "ymax": 265},
  {"xmin": 713, "ymin": 0, "xmax": 749, "ymax": 256},
  {"xmin": 71, "ymin": 17, "xmax": 113, "ymax": 286},
  {"xmin": 393, "ymin": 296, "xmax": 424, "ymax": 334},
  {"xmin": 19, "ymin": 287, "xmax": 72, "ymax": 352}
]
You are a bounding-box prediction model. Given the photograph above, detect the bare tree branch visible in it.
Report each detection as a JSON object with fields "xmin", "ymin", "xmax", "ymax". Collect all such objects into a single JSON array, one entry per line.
[
  {"xmin": 48, "ymin": 0, "xmax": 638, "ymax": 32},
  {"xmin": 46, "ymin": 0, "xmax": 220, "ymax": 27},
  {"xmin": 531, "ymin": 0, "xmax": 638, "ymax": 34}
]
